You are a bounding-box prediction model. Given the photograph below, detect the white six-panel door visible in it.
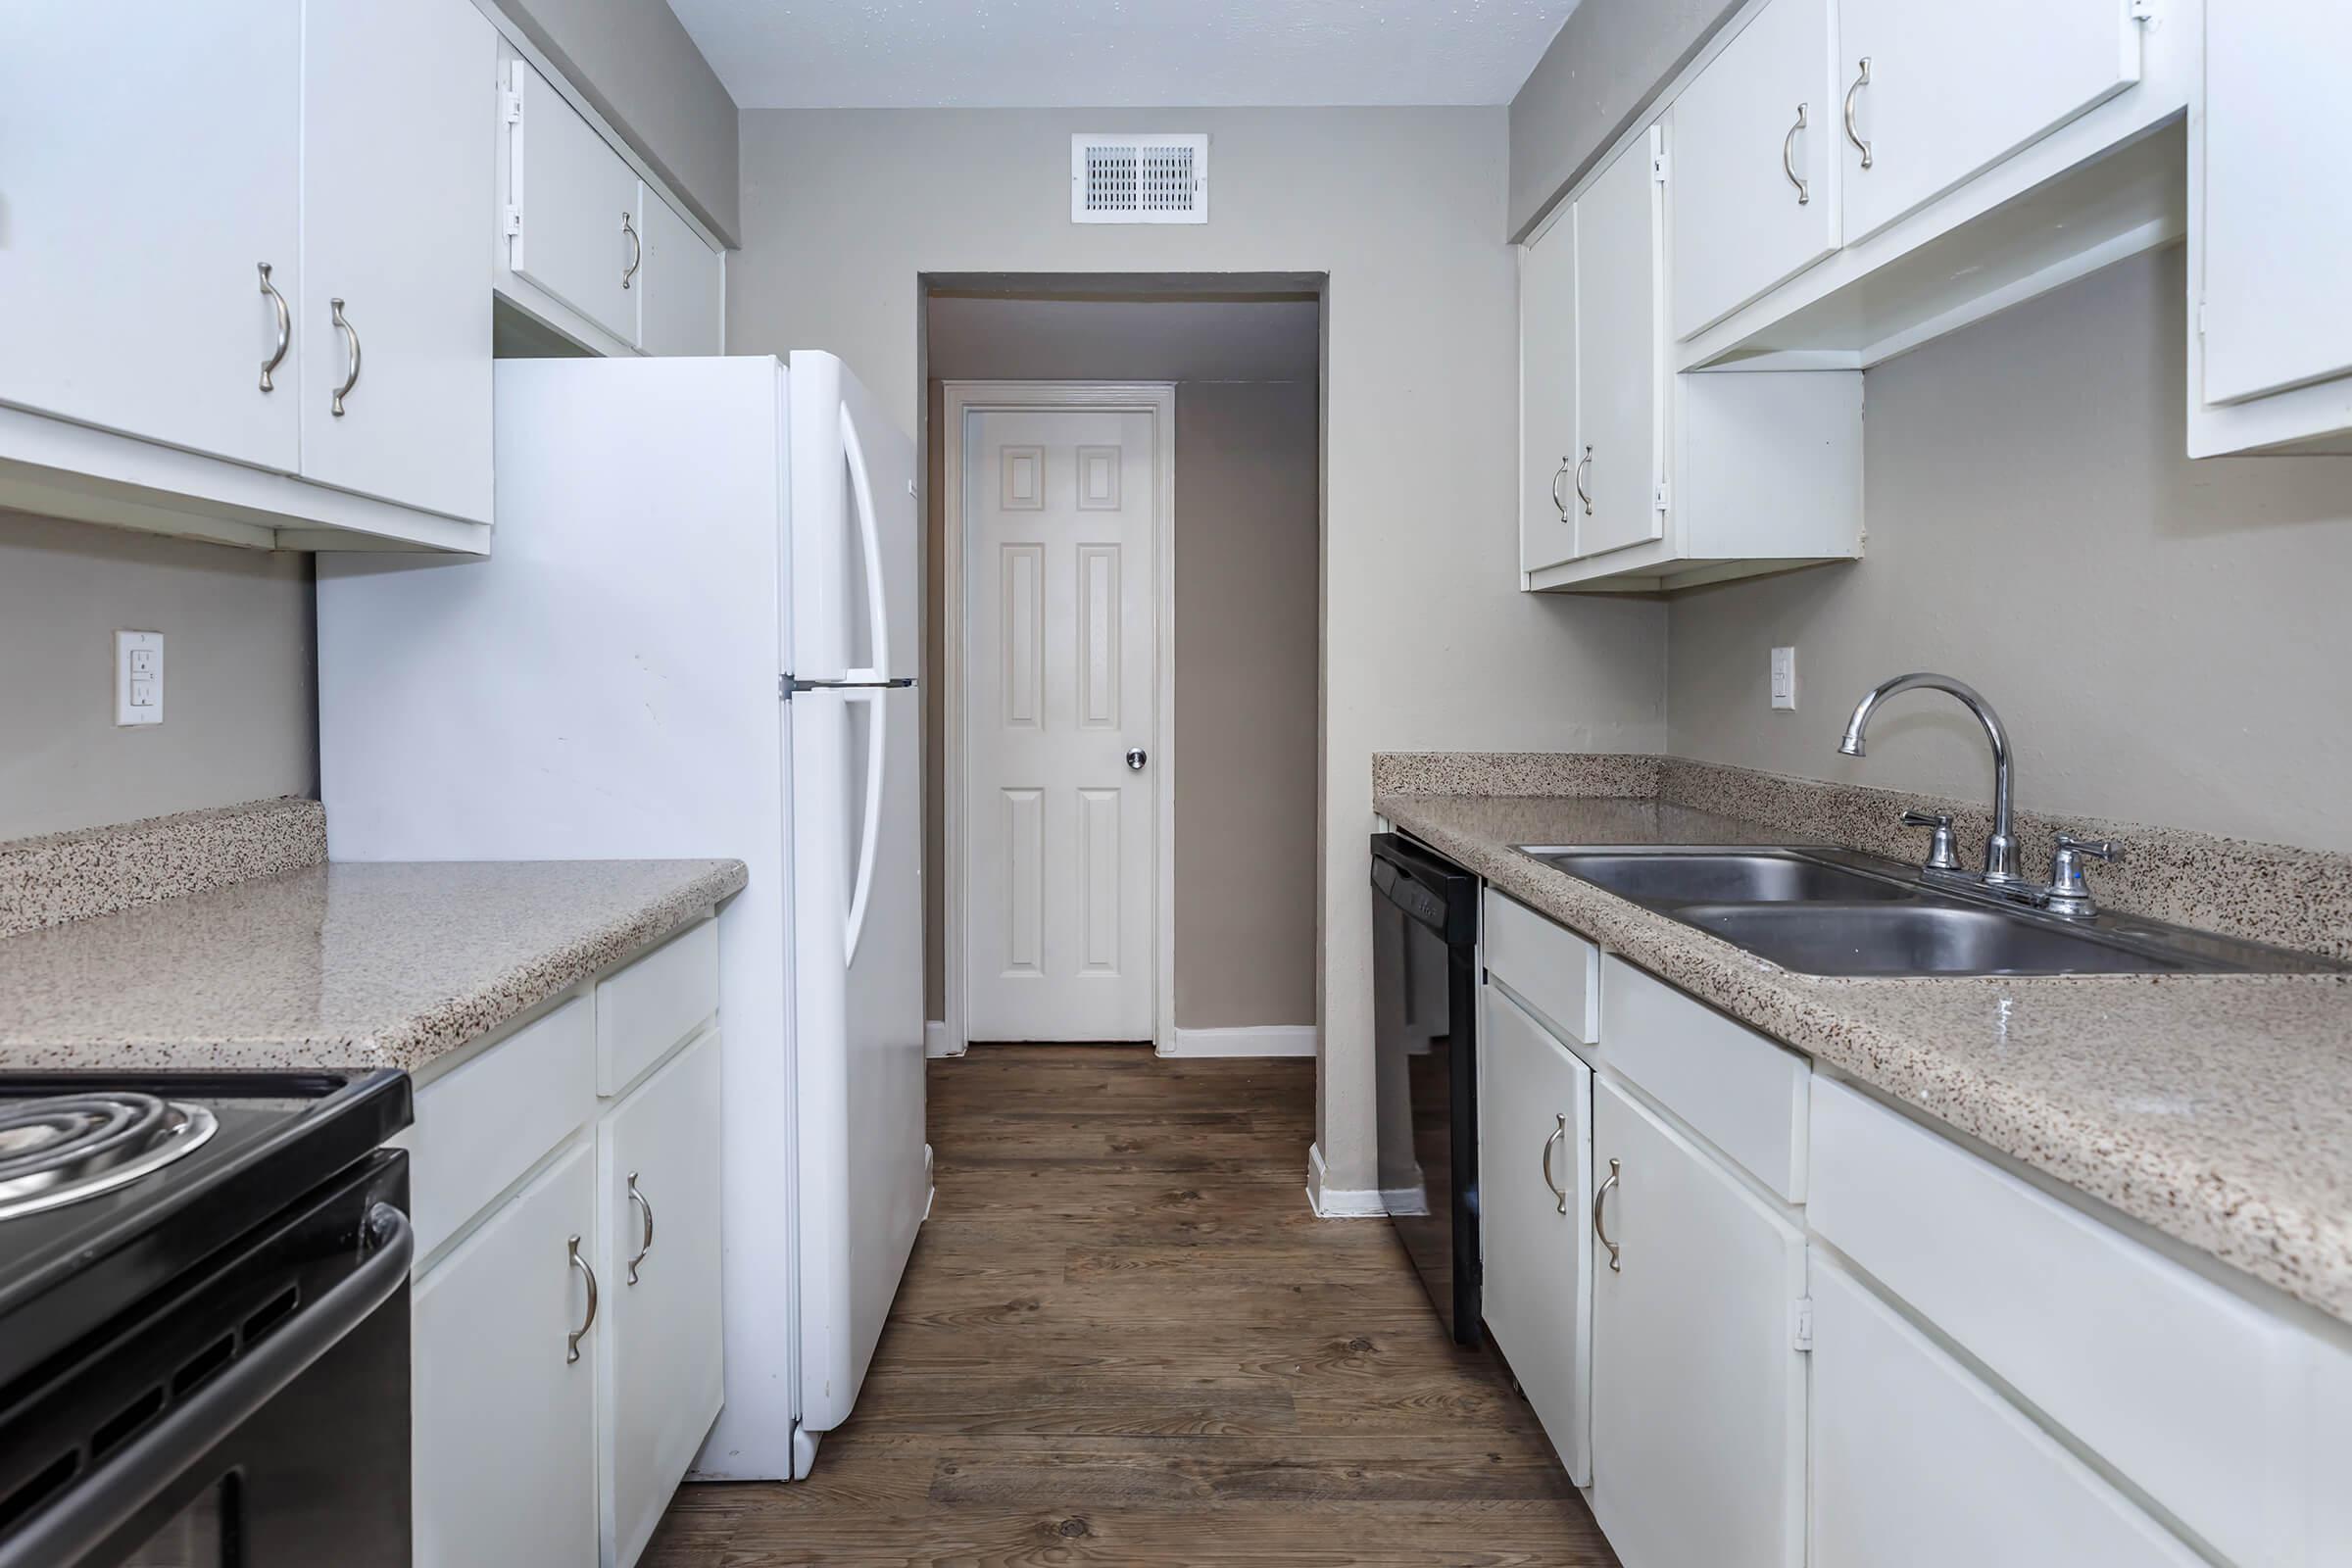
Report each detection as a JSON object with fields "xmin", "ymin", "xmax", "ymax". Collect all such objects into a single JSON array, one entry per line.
[{"xmin": 963, "ymin": 405, "xmax": 1160, "ymax": 1042}]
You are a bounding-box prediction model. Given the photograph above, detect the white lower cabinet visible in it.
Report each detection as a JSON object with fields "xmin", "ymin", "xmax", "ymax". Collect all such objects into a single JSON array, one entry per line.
[
  {"xmin": 598, "ymin": 1029, "xmax": 726, "ymax": 1568},
  {"xmin": 1809, "ymin": 1259, "xmax": 2203, "ymax": 1568},
  {"xmin": 1589, "ymin": 1075, "xmax": 1807, "ymax": 1568},
  {"xmin": 413, "ymin": 1142, "xmax": 601, "ymax": 1568},
  {"xmin": 408, "ymin": 918, "xmax": 722, "ymax": 1568},
  {"xmin": 1478, "ymin": 983, "xmax": 1593, "ymax": 1484}
]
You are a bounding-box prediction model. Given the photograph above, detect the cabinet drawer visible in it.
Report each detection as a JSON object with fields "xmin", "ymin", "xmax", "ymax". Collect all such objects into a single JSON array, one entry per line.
[
  {"xmin": 1809, "ymin": 1078, "xmax": 2308, "ymax": 1568},
  {"xmin": 1482, "ymin": 890, "xmax": 1597, "ymax": 1045},
  {"xmin": 596, "ymin": 917, "xmax": 718, "ymax": 1095},
  {"xmin": 1809, "ymin": 1260, "xmax": 2203, "ymax": 1568},
  {"xmin": 405, "ymin": 995, "xmax": 596, "ymax": 1259},
  {"xmin": 1597, "ymin": 956, "xmax": 1806, "ymax": 1201}
]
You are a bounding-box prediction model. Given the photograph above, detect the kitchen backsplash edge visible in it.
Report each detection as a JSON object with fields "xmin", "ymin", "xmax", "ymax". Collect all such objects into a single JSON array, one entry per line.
[
  {"xmin": 1372, "ymin": 753, "xmax": 2352, "ymax": 961},
  {"xmin": 0, "ymin": 797, "xmax": 328, "ymax": 941}
]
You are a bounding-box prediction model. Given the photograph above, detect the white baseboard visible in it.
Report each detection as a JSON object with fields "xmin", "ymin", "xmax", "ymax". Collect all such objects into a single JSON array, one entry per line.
[
  {"xmin": 924, "ymin": 1020, "xmax": 959, "ymax": 1058},
  {"xmin": 1305, "ymin": 1142, "xmax": 1386, "ymax": 1218},
  {"xmin": 1163, "ymin": 1024, "xmax": 1317, "ymax": 1058}
]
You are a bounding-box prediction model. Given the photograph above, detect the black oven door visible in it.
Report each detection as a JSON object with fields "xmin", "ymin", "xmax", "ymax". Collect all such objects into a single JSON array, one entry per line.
[
  {"xmin": 1370, "ymin": 833, "xmax": 1481, "ymax": 1344},
  {"xmin": 0, "ymin": 1152, "xmax": 412, "ymax": 1568}
]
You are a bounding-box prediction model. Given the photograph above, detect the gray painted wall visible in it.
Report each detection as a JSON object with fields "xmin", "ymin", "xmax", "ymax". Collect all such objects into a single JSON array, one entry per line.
[
  {"xmin": 1668, "ymin": 245, "xmax": 2352, "ymax": 855},
  {"xmin": 1507, "ymin": 0, "xmax": 1741, "ymax": 236},
  {"xmin": 732, "ymin": 108, "xmax": 1668, "ymax": 1187},
  {"xmin": 0, "ymin": 514, "xmax": 317, "ymax": 842},
  {"xmin": 491, "ymin": 0, "xmax": 741, "ymax": 242}
]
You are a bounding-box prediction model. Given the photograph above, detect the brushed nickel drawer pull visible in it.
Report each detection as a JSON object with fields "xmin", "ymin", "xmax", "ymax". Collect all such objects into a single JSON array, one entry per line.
[
  {"xmin": 565, "ymin": 1234, "xmax": 599, "ymax": 1362},
  {"xmin": 1540, "ymin": 1114, "xmax": 1569, "ymax": 1214},
  {"xmin": 257, "ymin": 263, "xmax": 289, "ymax": 391},
  {"xmin": 626, "ymin": 1172, "xmax": 656, "ymax": 1286},
  {"xmin": 1593, "ymin": 1157, "xmax": 1622, "ymax": 1272}
]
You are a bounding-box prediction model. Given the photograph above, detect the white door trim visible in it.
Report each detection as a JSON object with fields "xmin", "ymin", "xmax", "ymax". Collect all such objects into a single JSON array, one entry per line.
[{"xmin": 942, "ymin": 381, "xmax": 1178, "ymax": 1056}]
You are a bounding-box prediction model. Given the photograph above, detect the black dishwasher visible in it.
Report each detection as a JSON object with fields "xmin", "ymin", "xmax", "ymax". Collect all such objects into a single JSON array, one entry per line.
[{"xmin": 1370, "ymin": 833, "xmax": 1480, "ymax": 1344}]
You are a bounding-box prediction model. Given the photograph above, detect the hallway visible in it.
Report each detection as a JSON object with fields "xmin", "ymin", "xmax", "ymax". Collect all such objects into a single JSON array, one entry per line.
[{"xmin": 645, "ymin": 1047, "xmax": 1618, "ymax": 1565}]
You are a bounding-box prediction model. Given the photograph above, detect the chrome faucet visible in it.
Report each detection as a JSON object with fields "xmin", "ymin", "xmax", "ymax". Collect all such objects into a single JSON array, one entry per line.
[{"xmin": 1838, "ymin": 672, "xmax": 2028, "ymax": 888}]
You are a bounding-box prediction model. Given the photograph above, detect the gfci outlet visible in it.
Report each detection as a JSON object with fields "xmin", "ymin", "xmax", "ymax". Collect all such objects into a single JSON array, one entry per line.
[
  {"xmin": 116, "ymin": 630, "xmax": 164, "ymax": 726},
  {"xmin": 1769, "ymin": 646, "xmax": 1797, "ymax": 710}
]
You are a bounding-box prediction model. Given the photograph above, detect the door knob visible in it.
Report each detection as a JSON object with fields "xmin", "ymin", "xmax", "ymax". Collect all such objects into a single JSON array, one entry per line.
[{"xmin": 1125, "ymin": 748, "xmax": 1148, "ymax": 771}]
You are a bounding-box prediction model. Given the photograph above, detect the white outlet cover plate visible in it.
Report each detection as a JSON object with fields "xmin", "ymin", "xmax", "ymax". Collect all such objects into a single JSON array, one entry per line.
[
  {"xmin": 116, "ymin": 629, "xmax": 164, "ymax": 726},
  {"xmin": 1770, "ymin": 646, "xmax": 1796, "ymax": 710}
]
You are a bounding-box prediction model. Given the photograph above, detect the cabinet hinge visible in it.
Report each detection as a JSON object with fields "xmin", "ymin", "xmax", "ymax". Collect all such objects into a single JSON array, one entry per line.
[
  {"xmin": 1651, "ymin": 152, "xmax": 1670, "ymax": 185},
  {"xmin": 1791, "ymin": 1296, "xmax": 1815, "ymax": 1352},
  {"xmin": 1652, "ymin": 479, "xmax": 1671, "ymax": 514},
  {"xmin": 503, "ymin": 205, "xmax": 523, "ymax": 239},
  {"xmin": 2195, "ymin": 298, "xmax": 2207, "ymax": 337},
  {"xmin": 503, "ymin": 87, "xmax": 524, "ymax": 125},
  {"xmin": 2127, "ymin": 0, "xmax": 2157, "ymax": 23}
]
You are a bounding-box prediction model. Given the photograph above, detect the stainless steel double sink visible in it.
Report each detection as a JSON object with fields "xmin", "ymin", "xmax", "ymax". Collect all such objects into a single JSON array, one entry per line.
[{"xmin": 1512, "ymin": 846, "xmax": 2338, "ymax": 978}]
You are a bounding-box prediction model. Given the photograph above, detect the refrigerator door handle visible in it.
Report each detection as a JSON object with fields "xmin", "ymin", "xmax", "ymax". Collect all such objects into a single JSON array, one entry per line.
[
  {"xmin": 843, "ymin": 686, "xmax": 889, "ymax": 964},
  {"xmin": 840, "ymin": 402, "xmax": 891, "ymax": 683}
]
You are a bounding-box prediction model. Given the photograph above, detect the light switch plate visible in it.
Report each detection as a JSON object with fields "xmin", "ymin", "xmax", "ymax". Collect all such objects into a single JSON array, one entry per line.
[
  {"xmin": 1769, "ymin": 646, "xmax": 1796, "ymax": 710},
  {"xmin": 116, "ymin": 629, "xmax": 164, "ymax": 726}
]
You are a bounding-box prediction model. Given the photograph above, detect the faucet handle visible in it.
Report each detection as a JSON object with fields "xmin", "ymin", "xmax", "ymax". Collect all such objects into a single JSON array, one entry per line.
[
  {"xmin": 1898, "ymin": 809, "xmax": 1962, "ymax": 872},
  {"xmin": 2052, "ymin": 831, "xmax": 2122, "ymax": 863}
]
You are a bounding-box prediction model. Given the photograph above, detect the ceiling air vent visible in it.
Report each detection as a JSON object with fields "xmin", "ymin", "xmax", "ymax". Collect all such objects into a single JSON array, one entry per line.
[{"xmin": 1071, "ymin": 134, "xmax": 1208, "ymax": 224}]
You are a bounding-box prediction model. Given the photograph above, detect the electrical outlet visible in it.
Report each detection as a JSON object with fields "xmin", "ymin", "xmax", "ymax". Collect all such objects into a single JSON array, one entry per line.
[
  {"xmin": 116, "ymin": 630, "xmax": 164, "ymax": 726},
  {"xmin": 1769, "ymin": 646, "xmax": 1796, "ymax": 711}
]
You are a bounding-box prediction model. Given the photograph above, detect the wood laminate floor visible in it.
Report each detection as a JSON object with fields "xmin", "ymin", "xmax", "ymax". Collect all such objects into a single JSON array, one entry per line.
[{"xmin": 644, "ymin": 1045, "xmax": 1619, "ymax": 1566}]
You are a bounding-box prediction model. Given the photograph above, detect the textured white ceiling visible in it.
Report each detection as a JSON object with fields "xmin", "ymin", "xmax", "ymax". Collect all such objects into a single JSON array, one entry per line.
[{"xmin": 668, "ymin": 0, "xmax": 1582, "ymax": 110}]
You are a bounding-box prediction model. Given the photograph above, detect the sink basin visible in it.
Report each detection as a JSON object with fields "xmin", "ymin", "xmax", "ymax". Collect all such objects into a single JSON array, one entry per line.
[
  {"xmin": 1676, "ymin": 903, "xmax": 2186, "ymax": 977},
  {"xmin": 1520, "ymin": 849, "xmax": 1914, "ymax": 907}
]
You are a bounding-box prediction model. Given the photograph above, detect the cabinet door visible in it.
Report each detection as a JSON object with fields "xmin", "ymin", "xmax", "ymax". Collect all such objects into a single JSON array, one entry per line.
[
  {"xmin": 510, "ymin": 61, "xmax": 642, "ymax": 343},
  {"xmin": 1573, "ymin": 129, "xmax": 1666, "ymax": 561},
  {"xmin": 1519, "ymin": 216, "xmax": 1581, "ymax": 574},
  {"xmin": 598, "ymin": 1030, "xmax": 726, "ymax": 1568},
  {"xmin": 0, "ymin": 0, "xmax": 301, "ymax": 471},
  {"xmin": 1590, "ymin": 1077, "xmax": 1805, "ymax": 1568},
  {"xmin": 300, "ymin": 0, "xmax": 496, "ymax": 522},
  {"xmin": 1479, "ymin": 985, "xmax": 1593, "ymax": 1485},
  {"xmin": 2199, "ymin": 1, "xmax": 2352, "ymax": 406},
  {"xmin": 1669, "ymin": 0, "xmax": 1839, "ymax": 339},
  {"xmin": 1810, "ymin": 1261, "xmax": 2205, "ymax": 1567},
  {"xmin": 635, "ymin": 185, "xmax": 725, "ymax": 357},
  {"xmin": 1840, "ymin": 0, "xmax": 2141, "ymax": 244},
  {"xmin": 413, "ymin": 1141, "xmax": 600, "ymax": 1568}
]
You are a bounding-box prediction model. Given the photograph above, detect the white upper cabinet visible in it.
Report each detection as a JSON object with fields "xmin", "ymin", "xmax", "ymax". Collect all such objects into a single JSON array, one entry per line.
[
  {"xmin": 0, "ymin": 1, "xmax": 302, "ymax": 473},
  {"xmin": 1590, "ymin": 1075, "xmax": 1807, "ymax": 1568},
  {"xmin": 1573, "ymin": 129, "xmax": 1666, "ymax": 563},
  {"xmin": 508, "ymin": 61, "xmax": 643, "ymax": 346},
  {"xmin": 1518, "ymin": 216, "xmax": 1581, "ymax": 574},
  {"xmin": 635, "ymin": 184, "xmax": 726, "ymax": 358},
  {"xmin": 2188, "ymin": 0, "xmax": 2352, "ymax": 455},
  {"xmin": 301, "ymin": 0, "xmax": 496, "ymax": 523},
  {"xmin": 1668, "ymin": 0, "xmax": 1841, "ymax": 340},
  {"xmin": 1838, "ymin": 0, "xmax": 2143, "ymax": 244}
]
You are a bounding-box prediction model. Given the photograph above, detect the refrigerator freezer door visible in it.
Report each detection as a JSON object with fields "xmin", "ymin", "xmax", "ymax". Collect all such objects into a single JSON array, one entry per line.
[
  {"xmin": 789, "ymin": 683, "xmax": 928, "ymax": 1432},
  {"xmin": 786, "ymin": 351, "xmax": 919, "ymax": 684}
]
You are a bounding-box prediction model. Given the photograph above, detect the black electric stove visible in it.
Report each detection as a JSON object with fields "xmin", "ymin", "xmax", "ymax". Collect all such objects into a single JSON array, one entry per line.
[{"xmin": 0, "ymin": 1070, "xmax": 413, "ymax": 1568}]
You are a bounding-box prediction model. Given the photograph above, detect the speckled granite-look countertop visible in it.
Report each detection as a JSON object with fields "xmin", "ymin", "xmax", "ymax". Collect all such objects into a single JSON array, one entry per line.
[
  {"xmin": 1375, "ymin": 785, "xmax": 2352, "ymax": 1326},
  {"xmin": 0, "ymin": 859, "xmax": 747, "ymax": 1075}
]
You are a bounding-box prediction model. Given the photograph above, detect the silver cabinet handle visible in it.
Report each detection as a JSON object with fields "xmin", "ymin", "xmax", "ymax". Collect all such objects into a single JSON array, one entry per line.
[
  {"xmin": 1783, "ymin": 104, "xmax": 1810, "ymax": 205},
  {"xmin": 257, "ymin": 263, "xmax": 289, "ymax": 392},
  {"xmin": 625, "ymin": 1172, "xmax": 656, "ymax": 1286},
  {"xmin": 1549, "ymin": 456, "xmax": 1572, "ymax": 519},
  {"xmin": 329, "ymin": 298, "xmax": 362, "ymax": 416},
  {"xmin": 1843, "ymin": 58, "xmax": 1873, "ymax": 170},
  {"xmin": 1540, "ymin": 1113, "xmax": 1568, "ymax": 1215},
  {"xmin": 621, "ymin": 211, "xmax": 642, "ymax": 290},
  {"xmin": 1574, "ymin": 446, "xmax": 1593, "ymax": 516},
  {"xmin": 565, "ymin": 1234, "xmax": 599, "ymax": 1363},
  {"xmin": 1592, "ymin": 1157, "xmax": 1622, "ymax": 1273},
  {"xmin": 1125, "ymin": 748, "xmax": 1148, "ymax": 771}
]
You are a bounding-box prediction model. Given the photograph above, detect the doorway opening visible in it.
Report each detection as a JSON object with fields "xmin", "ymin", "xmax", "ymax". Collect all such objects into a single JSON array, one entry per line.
[{"xmin": 918, "ymin": 275, "xmax": 1326, "ymax": 1060}]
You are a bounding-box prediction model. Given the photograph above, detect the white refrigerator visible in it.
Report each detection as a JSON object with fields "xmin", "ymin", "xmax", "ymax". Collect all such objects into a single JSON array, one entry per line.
[{"xmin": 316, "ymin": 353, "xmax": 929, "ymax": 1482}]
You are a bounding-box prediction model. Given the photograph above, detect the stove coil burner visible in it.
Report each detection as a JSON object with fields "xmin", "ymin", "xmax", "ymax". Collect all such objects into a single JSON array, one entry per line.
[{"xmin": 0, "ymin": 1092, "xmax": 220, "ymax": 1220}]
